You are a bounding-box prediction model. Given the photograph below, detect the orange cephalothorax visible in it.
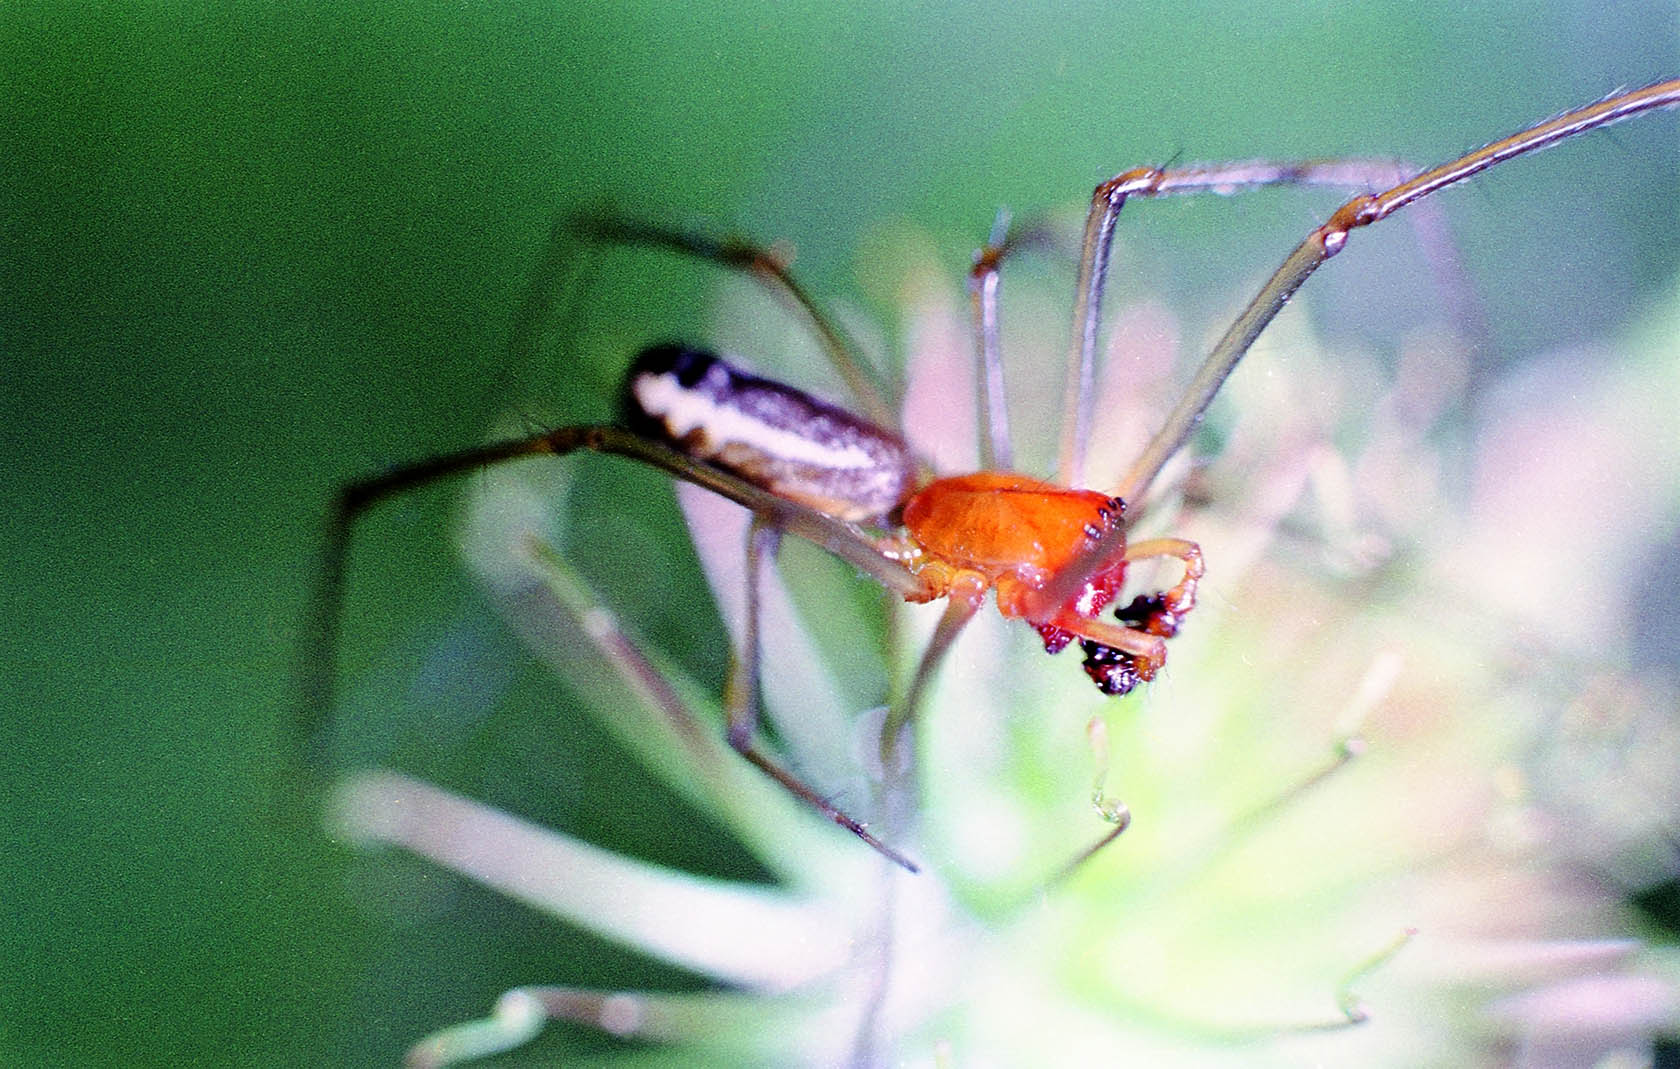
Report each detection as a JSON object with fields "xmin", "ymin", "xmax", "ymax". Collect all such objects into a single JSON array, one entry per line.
[
  {"xmin": 901, "ymin": 471, "xmax": 1202, "ymax": 696},
  {"xmin": 903, "ymin": 472, "xmax": 1132, "ymax": 644},
  {"xmin": 902, "ymin": 472, "xmax": 1125, "ymax": 586},
  {"xmin": 904, "ymin": 472, "xmax": 1128, "ymax": 619}
]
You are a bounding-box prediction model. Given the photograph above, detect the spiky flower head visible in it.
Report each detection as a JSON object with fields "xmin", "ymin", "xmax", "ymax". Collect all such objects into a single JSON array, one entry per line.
[{"xmin": 334, "ymin": 224, "xmax": 1680, "ymax": 1066}]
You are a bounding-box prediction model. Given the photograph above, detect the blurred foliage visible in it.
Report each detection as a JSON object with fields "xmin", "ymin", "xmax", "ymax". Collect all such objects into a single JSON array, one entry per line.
[{"xmin": 3, "ymin": 1, "xmax": 1676, "ymax": 1063}]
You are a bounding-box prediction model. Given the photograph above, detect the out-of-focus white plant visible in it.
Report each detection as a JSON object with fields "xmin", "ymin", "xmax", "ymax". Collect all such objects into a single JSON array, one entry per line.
[{"xmin": 332, "ymin": 224, "xmax": 1680, "ymax": 1067}]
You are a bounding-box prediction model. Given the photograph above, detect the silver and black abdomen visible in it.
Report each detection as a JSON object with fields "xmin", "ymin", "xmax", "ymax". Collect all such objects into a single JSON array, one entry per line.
[{"xmin": 623, "ymin": 345, "xmax": 914, "ymax": 523}]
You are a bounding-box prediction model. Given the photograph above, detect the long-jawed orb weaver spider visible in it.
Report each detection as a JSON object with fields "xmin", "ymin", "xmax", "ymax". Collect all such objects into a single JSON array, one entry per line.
[{"xmin": 301, "ymin": 79, "xmax": 1680, "ymax": 880}]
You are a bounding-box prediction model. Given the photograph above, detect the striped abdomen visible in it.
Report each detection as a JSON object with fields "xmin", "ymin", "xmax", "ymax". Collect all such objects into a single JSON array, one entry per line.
[{"xmin": 622, "ymin": 345, "xmax": 914, "ymax": 523}]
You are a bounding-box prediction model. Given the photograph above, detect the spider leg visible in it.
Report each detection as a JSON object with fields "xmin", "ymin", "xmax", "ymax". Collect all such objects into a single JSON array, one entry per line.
[
  {"xmin": 1040, "ymin": 80, "xmax": 1680, "ymax": 621},
  {"xmin": 1011, "ymin": 534, "xmax": 1203, "ymax": 653},
  {"xmin": 1058, "ymin": 155, "xmax": 1480, "ymax": 491},
  {"xmin": 1061, "ymin": 537, "xmax": 1206, "ymax": 696},
  {"xmin": 1116, "ymin": 536, "xmax": 1205, "ymax": 638},
  {"xmin": 968, "ymin": 214, "xmax": 1063, "ymax": 471},
  {"xmin": 969, "ymin": 210, "xmax": 1015, "ymax": 471},
  {"xmin": 556, "ymin": 215, "xmax": 896, "ymax": 429},
  {"xmin": 1046, "ymin": 613, "xmax": 1167, "ymax": 677},
  {"xmin": 299, "ymin": 423, "xmax": 934, "ymax": 774},
  {"xmin": 729, "ymin": 517, "xmax": 920, "ymax": 872},
  {"xmin": 1116, "ymin": 79, "xmax": 1680, "ymax": 509},
  {"xmin": 879, "ymin": 576, "xmax": 987, "ymax": 771}
]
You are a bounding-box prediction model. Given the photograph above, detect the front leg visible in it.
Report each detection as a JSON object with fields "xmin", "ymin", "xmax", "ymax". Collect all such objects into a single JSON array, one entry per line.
[
  {"xmin": 1115, "ymin": 537, "xmax": 1205, "ymax": 637},
  {"xmin": 1080, "ymin": 537, "xmax": 1204, "ymax": 694}
]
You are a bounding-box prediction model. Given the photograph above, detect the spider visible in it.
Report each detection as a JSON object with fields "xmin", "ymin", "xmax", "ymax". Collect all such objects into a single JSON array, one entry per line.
[{"xmin": 301, "ymin": 79, "xmax": 1680, "ymax": 876}]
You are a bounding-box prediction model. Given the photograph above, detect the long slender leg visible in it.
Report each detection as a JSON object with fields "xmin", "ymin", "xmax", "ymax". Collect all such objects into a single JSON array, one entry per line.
[
  {"xmin": 297, "ymin": 424, "xmax": 933, "ymax": 771},
  {"xmin": 969, "ymin": 213, "xmax": 1014, "ymax": 473},
  {"xmin": 1116, "ymin": 79, "xmax": 1680, "ymax": 507},
  {"xmin": 728, "ymin": 518, "xmax": 920, "ymax": 872},
  {"xmin": 1057, "ymin": 156, "xmax": 1477, "ymax": 490},
  {"xmin": 567, "ymin": 216, "xmax": 898, "ymax": 430},
  {"xmin": 879, "ymin": 582, "xmax": 986, "ymax": 770},
  {"xmin": 1036, "ymin": 79, "xmax": 1680, "ymax": 620},
  {"xmin": 967, "ymin": 214, "xmax": 1071, "ymax": 472}
]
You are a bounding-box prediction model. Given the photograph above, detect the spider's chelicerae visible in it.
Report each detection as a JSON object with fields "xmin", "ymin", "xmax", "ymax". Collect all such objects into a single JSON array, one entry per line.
[{"xmin": 303, "ymin": 80, "xmax": 1680, "ymax": 1063}]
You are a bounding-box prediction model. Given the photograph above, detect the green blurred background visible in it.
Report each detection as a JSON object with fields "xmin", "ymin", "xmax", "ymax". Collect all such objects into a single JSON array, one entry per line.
[{"xmin": 4, "ymin": 2, "xmax": 1677, "ymax": 1063}]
